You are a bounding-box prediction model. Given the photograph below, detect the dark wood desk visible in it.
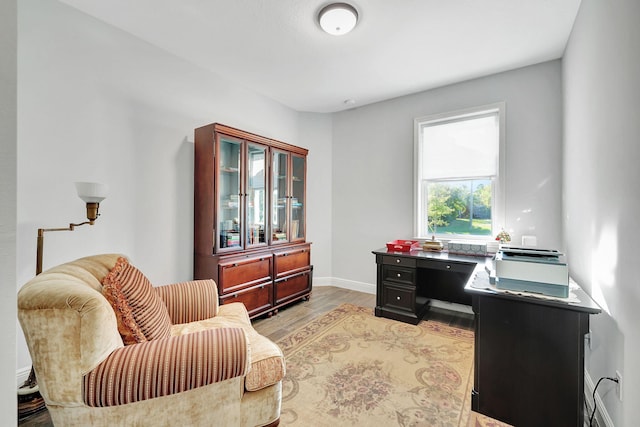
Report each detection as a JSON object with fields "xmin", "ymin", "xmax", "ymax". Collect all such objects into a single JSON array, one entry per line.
[
  {"xmin": 465, "ymin": 269, "xmax": 601, "ymax": 427},
  {"xmin": 372, "ymin": 248, "xmax": 490, "ymax": 324}
]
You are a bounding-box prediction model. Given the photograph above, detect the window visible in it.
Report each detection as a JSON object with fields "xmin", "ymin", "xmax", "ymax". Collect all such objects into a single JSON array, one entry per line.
[{"xmin": 414, "ymin": 103, "xmax": 505, "ymax": 240}]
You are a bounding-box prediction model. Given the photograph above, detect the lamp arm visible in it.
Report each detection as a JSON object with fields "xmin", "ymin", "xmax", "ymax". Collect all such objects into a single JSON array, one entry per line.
[{"xmin": 35, "ymin": 220, "xmax": 94, "ymax": 275}]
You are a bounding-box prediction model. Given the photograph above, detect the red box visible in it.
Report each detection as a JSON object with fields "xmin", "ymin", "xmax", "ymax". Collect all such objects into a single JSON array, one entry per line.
[{"xmin": 386, "ymin": 240, "xmax": 420, "ymax": 252}]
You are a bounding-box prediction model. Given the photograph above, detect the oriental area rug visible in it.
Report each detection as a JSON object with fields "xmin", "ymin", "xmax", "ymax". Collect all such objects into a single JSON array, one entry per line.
[{"xmin": 276, "ymin": 303, "xmax": 511, "ymax": 427}]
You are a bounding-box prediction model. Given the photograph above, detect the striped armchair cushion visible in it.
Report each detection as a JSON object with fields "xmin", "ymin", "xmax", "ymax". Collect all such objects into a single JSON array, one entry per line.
[
  {"xmin": 154, "ymin": 279, "xmax": 218, "ymax": 324},
  {"xmin": 83, "ymin": 327, "xmax": 248, "ymax": 407},
  {"xmin": 102, "ymin": 257, "xmax": 172, "ymax": 345}
]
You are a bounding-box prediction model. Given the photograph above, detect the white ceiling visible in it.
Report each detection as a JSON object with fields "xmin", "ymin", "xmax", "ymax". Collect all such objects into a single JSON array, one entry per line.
[{"xmin": 59, "ymin": 0, "xmax": 582, "ymax": 113}]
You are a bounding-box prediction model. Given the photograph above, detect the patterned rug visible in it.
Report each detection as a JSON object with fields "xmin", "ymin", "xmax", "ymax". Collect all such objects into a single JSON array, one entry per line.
[{"xmin": 276, "ymin": 303, "xmax": 511, "ymax": 427}]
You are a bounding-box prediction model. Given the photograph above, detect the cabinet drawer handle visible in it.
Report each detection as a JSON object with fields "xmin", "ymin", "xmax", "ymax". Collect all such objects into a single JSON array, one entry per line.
[
  {"xmin": 446, "ymin": 265, "xmax": 451, "ymax": 269},
  {"xmin": 397, "ymin": 273, "xmax": 401, "ymax": 278},
  {"xmin": 233, "ymin": 294, "xmax": 238, "ymax": 298},
  {"xmin": 396, "ymin": 296, "xmax": 401, "ymax": 300},
  {"xmin": 396, "ymin": 259, "xmax": 401, "ymax": 263}
]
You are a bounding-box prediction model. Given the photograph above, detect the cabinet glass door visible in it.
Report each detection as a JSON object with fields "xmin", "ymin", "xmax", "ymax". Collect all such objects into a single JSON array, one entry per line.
[
  {"xmin": 217, "ymin": 136, "xmax": 242, "ymax": 250},
  {"xmin": 272, "ymin": 150, "xmax": 289, "ymax": 243},
  {"xmin": 291, "ymin": 154, "xmax": 306, "ymax": 241},
  {"xmin": 246, "ymin": 143, "xmax": 267, "ymax": 247}
]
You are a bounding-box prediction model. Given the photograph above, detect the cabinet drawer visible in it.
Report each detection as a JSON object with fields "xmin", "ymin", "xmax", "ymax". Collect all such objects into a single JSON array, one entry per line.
[
  {"xmin": 382, "ymin": 265, "xmax": 415, "ymax": 285},
  {"xmin": 418, "ymin": 258, "xmax": 474, "ymax": 274},
  {"xmin": 381, "ymin": 255, "xmax": 416, "ymax": 268},
  {"xmin": 220, "ymin": 283, "xmax": 272, "ymax": 318},
  {"xmin": 382, "ymin": 283, "xmax": 415, "ymax": 312},
  {"xmin": 275, "ymin": 270, "xmax": 312, "ymax": 304},
  {"xmin": 274, "ymin": 246, "xmax": 310, "ymax": 277},
  {"xmin": 218, "ymin": 256, "xmax": 272, "ymax": 293}
]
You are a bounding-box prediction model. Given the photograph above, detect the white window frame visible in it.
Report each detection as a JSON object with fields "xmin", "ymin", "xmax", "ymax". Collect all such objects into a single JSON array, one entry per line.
[{"xmin": 413, "ymin": 102, "xmax": 506, "ymax": 241}]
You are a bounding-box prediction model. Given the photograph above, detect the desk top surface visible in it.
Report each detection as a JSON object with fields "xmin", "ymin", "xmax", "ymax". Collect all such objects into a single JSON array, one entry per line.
[
  {"xmin": 372, "ymin": 248, "xmax": 601, "ymax": 314},
  {"xmin": 466, "ymin": 267, "xmax": 601, "ymax": 314},
  {"xmin": 372, "ymin": 248, "xmax": 492, "ymax": 265}
]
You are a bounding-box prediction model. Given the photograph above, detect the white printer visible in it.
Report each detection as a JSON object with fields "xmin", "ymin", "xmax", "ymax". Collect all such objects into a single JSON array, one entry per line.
[{"xmin": 494, "ymin": 246, "xmax": 569, "ymax": 298}]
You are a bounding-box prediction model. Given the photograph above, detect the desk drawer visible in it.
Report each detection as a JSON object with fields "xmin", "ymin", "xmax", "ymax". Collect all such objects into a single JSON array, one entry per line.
[
  {"xmin": 382, "ymin": 265, "xmax": 415, "ymax": 285},
  {"xmin": 418, "ymin": 258, "xmax": 474, "ymax": 274},
  {"xmin": 381, "ymin": 255, "xmax": 416, "ymax": 268},
  {"xmin": 382, "ymin": 283, "xmax": 415, "ymax": 312}
]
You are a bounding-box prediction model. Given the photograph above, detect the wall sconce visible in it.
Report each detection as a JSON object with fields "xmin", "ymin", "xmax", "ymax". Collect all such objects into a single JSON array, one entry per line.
[
  {"xmin": 318, "ymin": 3, "xmax": 359, "ymax": 36},
  {"xmin": 20, "ymin": 182, "xmax": 107, "ymax": 418}
]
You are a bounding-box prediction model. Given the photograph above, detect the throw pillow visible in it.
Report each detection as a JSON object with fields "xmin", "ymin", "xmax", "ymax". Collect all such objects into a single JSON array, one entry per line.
[{"xmin": 102, "ymin": 257, "xmax": 172, "ymax": 345}]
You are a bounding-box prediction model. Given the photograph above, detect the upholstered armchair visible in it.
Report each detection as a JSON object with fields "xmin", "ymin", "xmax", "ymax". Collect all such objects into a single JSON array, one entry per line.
[{"xmin": 17, "ymin": 254, "xmax": 284, "ymax": 426}]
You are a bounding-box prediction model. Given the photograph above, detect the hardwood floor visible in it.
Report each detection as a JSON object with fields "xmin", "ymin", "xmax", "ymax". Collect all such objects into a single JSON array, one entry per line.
[{"xmin": 18, "ymin": 286, "xmax": 474, "ymax": 427}]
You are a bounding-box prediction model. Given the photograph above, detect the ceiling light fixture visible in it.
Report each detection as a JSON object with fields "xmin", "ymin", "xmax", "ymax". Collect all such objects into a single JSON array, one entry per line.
[{"xmin": 318, "ymin": 3, "xmax": 359, "ymax": 36}]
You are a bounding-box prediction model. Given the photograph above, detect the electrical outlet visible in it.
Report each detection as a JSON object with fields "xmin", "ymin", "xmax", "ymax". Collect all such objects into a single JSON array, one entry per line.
[{"xmin": 615, "ymin": 371, "xmax": 622, "ymax": 401}]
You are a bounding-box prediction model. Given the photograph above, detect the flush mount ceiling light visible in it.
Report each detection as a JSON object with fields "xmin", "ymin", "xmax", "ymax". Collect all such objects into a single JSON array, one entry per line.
[{"xmin": 318, "ymin": 3, "xmax": 359, "ymax": 36}]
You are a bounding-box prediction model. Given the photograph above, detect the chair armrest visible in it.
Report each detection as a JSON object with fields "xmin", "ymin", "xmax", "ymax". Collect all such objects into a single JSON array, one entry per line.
[
  {"xmin": 155, "ymin": 279, "xmax": 219, "ymax": 324},
  {"xmin": 83, "ymin": 327, "xmax": 248, "ymax": 407}
]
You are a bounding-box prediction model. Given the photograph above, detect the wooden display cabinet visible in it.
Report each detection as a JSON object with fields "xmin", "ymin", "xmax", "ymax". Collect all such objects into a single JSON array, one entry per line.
[{"xmin": 194, "ymin": 123, "xmax": 312, "ymax": 318}]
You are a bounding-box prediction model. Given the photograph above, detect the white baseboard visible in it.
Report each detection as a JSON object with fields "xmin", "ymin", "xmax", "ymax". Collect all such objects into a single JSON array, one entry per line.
[
  {"xmin": 314, "ymin": 276, "xmax": 376, "ymax": 294},
  {"xmin": 16, "ymin": 366, "xmax": 30, "ymax": 389},
  {"xmin": 584, "ymin": 370, "xmax": 615, "ymax": 427}
]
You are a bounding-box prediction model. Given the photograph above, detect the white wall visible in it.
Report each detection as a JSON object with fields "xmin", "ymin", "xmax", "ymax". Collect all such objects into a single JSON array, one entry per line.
[
  {"xmin": 563, "ymin": 0, "xmax": 640, "ymax": 425},
  {"xmin": 298, "ymin": 113, "xmax": 333, "ymax": 281},
  {"xmin": 1, "ymin": 1, "xmax": 18, "ymax": 425},
  {"xmin": 331, "ymin": 61, "xmax": 563, "ymax": 288},
  {"xmin": 16, "ymin": 0, "xmax": 331, "ymax": 377}
]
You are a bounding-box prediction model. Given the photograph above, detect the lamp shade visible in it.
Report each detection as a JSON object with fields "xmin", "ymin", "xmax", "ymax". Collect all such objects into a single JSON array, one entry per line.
[
  {"xmin": 319, "ymin": 3, "xmax": 358, "ymax": 36},
  {"xmin": 75, "ymin": 182, "xmax": 107, "ymax": 203}
]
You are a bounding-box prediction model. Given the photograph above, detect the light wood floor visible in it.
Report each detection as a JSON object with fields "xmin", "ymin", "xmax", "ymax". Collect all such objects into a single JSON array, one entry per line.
[{"xmin": 18, "ymin": 286, "xmax": 474, "ymax": 427}]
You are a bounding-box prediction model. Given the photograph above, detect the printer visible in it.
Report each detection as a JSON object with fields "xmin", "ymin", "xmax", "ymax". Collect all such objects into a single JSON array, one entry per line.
[{"xmin": 494, "ymin": 246, "xmax": 569, "ymax": 298}]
